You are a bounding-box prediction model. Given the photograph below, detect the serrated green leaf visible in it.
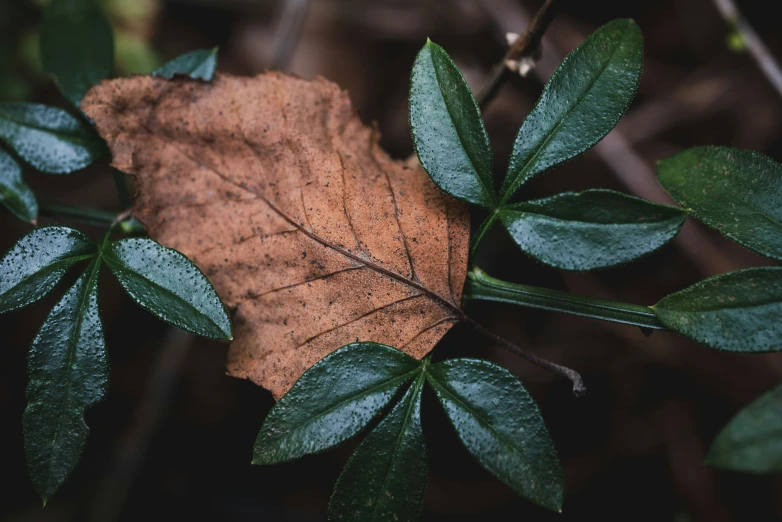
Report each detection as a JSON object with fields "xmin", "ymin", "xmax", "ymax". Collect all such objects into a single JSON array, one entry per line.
[
  {"xmin": 101, "ymin": 238, "xmax": 231, "ymax": 339},
  {"xmin": 410, "ymin": 40, "xmax": 496, "ymax": 208},
  {"xmin": 152, "ymin": 47, "xmax": 219, "ymax": 81},
  {"xmin": 0, "ymin": 226, "xmax": 96, "ymax": 314},
  {"xmin": 657, "ymin": 146, "xmax": 782, "ymax": 260},
  {"xmin": 23, "ymin": 259, "xmax": 107, "ymax": 503},
  {"xmin": 253, "ymin": 343, "xmax": 421, "ymax": 465},
  {"xmin": 706, "ymin": 384, "xmax": 782, "ymax": 473},
  {"xmin": 0, "ymin": 148, "xmax": 37, "ymax": 222},
  {"xmin": 501, "ymin": 19, "xmax": 643, "ymax": 203},
  {"xmin": 40, "ymin": 0, "xmax": 114, "ymax": 106},
  {"xmin": 426, "ymin": 359, "xmax": 563, "ymax": 511},
  {"xmin": 329, "ymin": 372, "xmax": 427, "ymax": 522},
  {"xmin": 0, "ymin": 103, "xmax": 105, "ymax": 174},
  {"xmin": 498, "ymin": 189, "xmax": 685, "ymax": 271},
  {"xmin": 653, "ymin": 267, "xmax": 782, "ymax": 352}
]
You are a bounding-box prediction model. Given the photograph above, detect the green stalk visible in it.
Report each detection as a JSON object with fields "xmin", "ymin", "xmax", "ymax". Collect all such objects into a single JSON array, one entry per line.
[
  {"xmin": 470, "ymin": 211, "xmax": 499, "ymax": 255},
  {"xmin": 464, "ymin": 266, "xmax": 666, "ymax": 331},
  {"xmin": 38, "ymin": 202, "xmax": 116, "ymax": 227}
]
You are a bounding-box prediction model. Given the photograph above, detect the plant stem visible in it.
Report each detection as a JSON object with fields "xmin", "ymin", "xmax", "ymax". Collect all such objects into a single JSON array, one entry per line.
[
  {"xmin": 470, "ymin": 211, "xmax": 500, "ymax": 255},
  {"xmin": 464, "ymin": 266, "xmax": 666, "ymax": 331},
  {"xmin": 476, "ymin": 0, "xmax": 561, "ymax": 108},
  {"xmin": 38, "ymin": 202, "xmax": 117, "ymax": 227}
]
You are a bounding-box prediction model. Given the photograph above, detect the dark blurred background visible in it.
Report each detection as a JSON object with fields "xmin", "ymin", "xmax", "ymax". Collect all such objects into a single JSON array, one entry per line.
[{"xmin": 2, "ymin": 0, "xmax": 782, "ymax": 520}]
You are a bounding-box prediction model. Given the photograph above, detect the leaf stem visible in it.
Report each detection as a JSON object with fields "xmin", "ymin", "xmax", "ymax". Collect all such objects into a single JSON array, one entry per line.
[
  {"xmin": 38, "ymin": 202, "xmax": 117, "ymax": 227},
  {"xmin": 464, "ymin": 266, "xmax": 666, "ymax": 331},
  {"xmin": 470, "ymin": 211, "xmax": 500, "ymax": 256}
]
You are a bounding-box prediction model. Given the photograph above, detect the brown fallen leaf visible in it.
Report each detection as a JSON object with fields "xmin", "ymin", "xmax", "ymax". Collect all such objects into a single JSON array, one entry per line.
[{"xmin": 82, "ymin": 72, "xmax": 469, "ymax": 398}]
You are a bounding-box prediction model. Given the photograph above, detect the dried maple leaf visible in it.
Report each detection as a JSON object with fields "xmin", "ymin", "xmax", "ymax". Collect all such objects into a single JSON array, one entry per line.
[{"xmin": 82, "ymin": 72, "xmax": 469, "ymax": 398}]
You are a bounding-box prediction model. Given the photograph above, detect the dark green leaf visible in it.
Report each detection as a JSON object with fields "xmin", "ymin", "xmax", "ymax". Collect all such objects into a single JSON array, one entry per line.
[
  {"xmin": 410, "ymin": 40, "xmax": 496, "ymax": 208},
  {"xmin": 0, "ymin": 103, "xmax": 105, "ymax": 174},
  {"xmin": 101, "ymin": 238, "xmax": 232, "ymax": 339},
  {"xmin": 253, "ymin": 342, "xmax": 421, "ymax": 465},
  {"xmin": 0, "ymin": 148, "xmax": 37, "ymax": 222},
  {"xmin": 329, "ymin": 373, "xmax": 427, "ymax": 522},
  {"xmin": 501, "ymin": 19, "xmax": 643, "ymax": 203},
  {"xmin": 657, "ymin": 146, "xmax": 782, "ymax": 260},
  {"xmin": 653, "ymin": 267, "xmax": 782, "ymax": 352},
  {"xmin": 0, "ymin": 226, "xmax": 96, "ymax": 314},
  {"xmin": 23, "ymin": 259, "xmax": 107, "ymax": 503},
  {"xmin": 706, "ymin": 384, "xmax": 782, "ymax": 473},
  {"xmin": 40, "ymin": 0, "xmax": 114, "ymax": 106},
  {"xmin": 426, "ymin": 359, "xmax": 563, "ymax": 511},
  {"xmin": 499, "ymin": 189, "xmax": 685, "ymax": 270},
  {"xmin": 152, "ymin": 47, "xmax": 219, "ymax": 81}
]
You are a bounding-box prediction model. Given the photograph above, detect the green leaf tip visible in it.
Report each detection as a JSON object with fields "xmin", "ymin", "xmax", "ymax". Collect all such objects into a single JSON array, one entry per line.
[{"xmin": 152, "ymin": 48, "xmax": 220, "ymax": 81}]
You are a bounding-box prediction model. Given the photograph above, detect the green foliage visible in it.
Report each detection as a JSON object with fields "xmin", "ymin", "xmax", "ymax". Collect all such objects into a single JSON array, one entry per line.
[
  {"xmin": 153, "ymin": 48, "xmax": 219, "ymax": 81},
  {"xmin": 0, "ymin": 226, "xmax": 96, "ymax": 314},
  {"xmin": 653, "ymin": 267, "xmax": 782, "ymax": 353},
  {"xmin": 40, "ymin": 0, "xmax": 114, "ymax": 106},
  {"xmin": 23, "ymin": 259, "xmax": 106, "ymax": 503},
  {"xmin": 657, "ymin": 146, "xmax": 782, "ymax": 260},
  {"xmin": 0, "ymin": 103, "xmax": 104, "ymax": 174},
  {"xmin": 102, "ymin": 238, "xmax": 232, "ymax": 340},
  {"xmin": 706, "ymin": 384, "xmax": 782, "ymax": 473},
  {"xmin": 0, "ymin": 148, "xmax": 37, "ymax": 222},
  {"xmin": 499, "ymin": 189, "xmax": 685, "ymax": 271}
]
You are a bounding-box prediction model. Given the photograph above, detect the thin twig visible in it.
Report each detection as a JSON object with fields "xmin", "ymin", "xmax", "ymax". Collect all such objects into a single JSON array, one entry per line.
[
  {"xmin": 269, "ymin": 0, "xmax": 313, "ymax": 71},
  {"xmin": 711, "ymin": 0, "xmax": 782, "ymax": 99},
  {"xmin": 476, "ymin": 0, "xmax": 562, "ymax": 108}
]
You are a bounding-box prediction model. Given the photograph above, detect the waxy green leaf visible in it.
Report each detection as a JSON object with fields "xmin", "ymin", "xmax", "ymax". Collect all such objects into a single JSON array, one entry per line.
[
  {"xmin": 0, "ymin": 226, "xmax": 96, "ymax": 314},
  {"xmin": 499, "ymin": 189, "xmax": 685, "ymax": 270},
  {"xmin": 410, "ymin": 40, "xmax": 496, "ymax": 208},
  {"xmin": 0, "ymin": 148, "xmax": 37, "ymax": 222},
  {"xmin": 153, "ymin": 47, "xmax": 219, "ymax": 81},
  {"xmin": 102, "ymin": 238, "xmax": 231, "ymax": 339},
  {"xmin": 254, "ymin": 343, "xmax": 421, "ymax": 465},
  {"xmin": 0, "ymin": 103, "xmax": 104, "ymax": 174},
  {"xmin": 657, "ymin": 146, "xmax": 782, "ymax": 260},
  {"xmin": 329, "ymin": 373, "xmax": 427, "ymax": 522},
  {"xmin": 23, "ymin": 259, "xmax": 107, "ymax": 503},
  {"xmin": 501, "ymin": 19, "xmax": 643, "ymax": 203},
  {"xmin": 653, "ymin": 267, "xmax": 782, "ymax": 352},
  {"xmin": 40, "ymin": 0, "xmax": 114, "ymax": 106},
  {"xmin": 706, "ymin": 384, "xmax": 782, "ymax": 473},
  {"xmin": 426, "ymin": 359, "xmax": 563, "ymax": 511}
]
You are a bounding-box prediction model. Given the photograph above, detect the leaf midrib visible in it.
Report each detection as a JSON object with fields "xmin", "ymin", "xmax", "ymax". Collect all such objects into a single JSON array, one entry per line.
[{"xmin": 0, "ymin": 111, "xmax": 91, "ymax": 143}]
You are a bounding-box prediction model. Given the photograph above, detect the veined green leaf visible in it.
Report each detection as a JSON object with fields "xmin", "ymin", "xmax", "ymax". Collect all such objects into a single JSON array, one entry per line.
[
  {"xmin": 653, "ymin": 267, "xmax": 782, "ymax": 352},
  {"xmin": 706, "ymin": 384, "xmax": 782, "ymax": 473},
  {"xmin": 253, "ymin": 343, "xmax": 421, "ymax": 465},
  {"xmin": 657, "ymin": 146, "xmax": 782, "ymax": 260},
  {"xmin": 501, "ymin": 19, "xmax": 643, "ymax": 203},
  {"xmin": 0, "ymin": 148, "xmax": 37, "ymax": 222},
  {"xmin": 0, "ymin": 226, "xmax": 96, "ymax": 314},
  {"xmin": 23, "ymin": 259, "xmax": 107, "ymax": 503},
  {"xmin": 40, "ymin": 0, "xmax": 114, "ymax": 106},
  {"xmin": 426, "ymin": 359, "xmax": 563, "ymax": 511},
  {"xmin": 410, "ymin": 40, "xmax": 496, "ymax": 208},
  {"xmin": 329, "ymin": 372, "xmax": 427, "ymax": 522},
  {"xmin": 499, "ymin": 189, "xmax": 685, "ymax": 270},
  {"xmin": 153, "ymin": 47, "xmax": 219, "ymax": 81},
  {"xmin": 102, "ymin": 238, "xmax": 232, "ymax": 339},
  {"xmin": 0, "ymin": 103, "xmax": 105, "ymax": 174}
]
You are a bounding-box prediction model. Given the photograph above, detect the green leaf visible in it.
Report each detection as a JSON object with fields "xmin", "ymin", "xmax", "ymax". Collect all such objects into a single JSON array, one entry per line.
[
  {"xmin": 40, "ymin": 0, "xmax": 114, "ymax": 106},
  {"xmin": 329, "ymin": 373, "xmax": 427, "ymax": 522},
  {"xmin": 426, "ymin": 359, "xmax": 563, "ymax": 511},
  {"xmin": 0, "ymin": 226, "xmax": 96, "ymax": 314},
  {"xmin": 152, "ymin": 47, "xmax": 219, "ymax": 81},
  {"xmin": 0, "ymin": 103, "xmax": 105, "ymax": 174},
  {"xmin": 653, "ymin": 267, "xmax": 782, "ymax": 352},
  {"xmin": 410, "ymin": 40, "xmax": 496, "ymax": 208},
  {"xmin": 657, "ymin": 146, "xmax": 782, "ymax": 260},
  {"xmin": 501, "ymin": 19, "xmax": 643, "ymax": 203},
  {"xmin": 23, "ymin": 259, "xmax": 107, "ymax": 503},
  {"xmin": 706, "ymin": 384, "xmax": 782, "ymax": 473},
  {"xmin": 0, "ymin": 148, "xmax": 37, "ymax": 222},
  {"xmin": 498, "ymin": 189, "xmax": 685, "ymax": 271},
  {"xmin": 253, "ymin": 342, "xmax": 421, "ymax": 465},
  {"xmin": 101, "ymin": 238, "xmax": 232, "ymax": 339}
]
